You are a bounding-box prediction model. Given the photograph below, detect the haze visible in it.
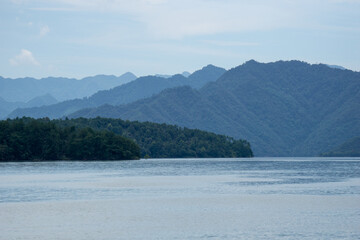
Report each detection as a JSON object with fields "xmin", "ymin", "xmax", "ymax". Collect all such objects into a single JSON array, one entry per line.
[{"xmin": 1, "ymin": 0, "xmax": 359, "ymax": 78}]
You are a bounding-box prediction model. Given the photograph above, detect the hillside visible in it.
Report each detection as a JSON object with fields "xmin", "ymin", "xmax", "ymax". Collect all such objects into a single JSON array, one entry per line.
[
  {"xmin": 0, "ymin": 94, "xmax": 58, "ymax": 119},
  {"xmin": 54, "ymin": 117, "xmax": 253, "ymax": 158},
  {"xmin": 8, "ymin": 65, "xmax": 225, "ymax": 119},
  {"xmin": 0, "ymin": 72, "xmax": 136, "ymax": 103},
  {"xmin": 70, "ymin": 60, "xmax": 360, "ymax": 157},
  {"xmin": 320, "ymin": 137, "xmax": 360, "ymax": 157}
]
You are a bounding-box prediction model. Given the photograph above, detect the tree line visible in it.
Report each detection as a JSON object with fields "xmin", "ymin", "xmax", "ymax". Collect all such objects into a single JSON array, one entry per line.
[
  {"xmin": 54, "ymin": 117, "xmax": 253, "ymax": 158},
  {"xmin": 0, "ymin": 118, "xmax": 140, "ymax": 161},
  {"xmin": 0, "ymin": 117, "xmax": 253, "ymax": 161}
]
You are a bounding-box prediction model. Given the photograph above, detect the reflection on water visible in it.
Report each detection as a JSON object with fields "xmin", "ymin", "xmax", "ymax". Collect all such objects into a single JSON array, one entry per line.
[{"xmin": 0, "ymin": 158, "xmax": 360, "ymax": 239}]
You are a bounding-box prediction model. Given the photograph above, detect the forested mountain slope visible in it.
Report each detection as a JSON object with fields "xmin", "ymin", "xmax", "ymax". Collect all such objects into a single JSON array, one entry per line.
[
  {"xmin": 70, "ymin": 60, "xmax": 360, "ymax": 157},
  {"xmin": 320, "ymin": 137, "xmax": 360, "ymax": 157}
]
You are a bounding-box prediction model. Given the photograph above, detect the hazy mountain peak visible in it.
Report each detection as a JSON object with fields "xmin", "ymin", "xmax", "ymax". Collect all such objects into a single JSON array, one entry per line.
[
  {"xmin": 244, "ymin": 59, "xmax": 259, "ymax": 65},
  {"xmin": 26, "ymin": 94, "xmax": 58, "ymax": 106},
  {"xmin": 189, "ymin": 64, "xmax": 226, "ymax": 77},
  {"xmin": 121, "ymin": 72, "xmax": 137, "ymax": 78},
  {"xmin": 171, "ymin": 74, "xmax": 187, "ymax": 80},
  {"xmin": 201, "ymin": 64, "xmax": 223, "ymax": 70},
  {"xmin": 187, "ymin": 64, "xmax": 226, "ymax": 89},
  {"xmin": 182, "ymin": 71, "xmax": 191, "ymax": 77}
]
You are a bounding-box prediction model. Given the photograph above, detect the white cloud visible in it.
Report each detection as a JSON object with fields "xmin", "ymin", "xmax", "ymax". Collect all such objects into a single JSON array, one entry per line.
[
  {"xmin": 134, "ymin": 0, "xmax": 293, "ymax": 39},
  {"xmin": 26, "ymin": 0, "xmax": 304, "ymax": 38},
  {"xmin": 24, "ymin": 0, "xmax": 360, "ymax": 39},
  {"xmin": 40, "ymin": 25, "xmax": 50, "ymax": 37},
  {"xmin": 9, "ymin": 49, "xmax": 40, "ymax": 66}
]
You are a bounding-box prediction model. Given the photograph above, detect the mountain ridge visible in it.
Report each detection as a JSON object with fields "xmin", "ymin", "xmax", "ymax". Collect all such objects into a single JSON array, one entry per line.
[
  {"xmin": 0, "ymin": 72, "xmax": 137, "ymax": 103},
  {"xmin": 0, "ymin": 94, "xmax": 59, "ymax": 119},
  {"xmin": 8, "ymin": 65, "xmax": 226, "ymax": 119},
  {"xmin": 69, "ymin": 60, "xmax": 360, "ymax": 157}
]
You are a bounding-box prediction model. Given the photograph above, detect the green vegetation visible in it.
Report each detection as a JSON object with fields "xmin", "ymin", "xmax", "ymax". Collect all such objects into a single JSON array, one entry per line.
[
  {"xmin": 54, "ymin": 117, "xmax": 253, "ymax": 158},
  {"xmin": 320, "ymin": 137, "xmax": 360, "ymax": 157},
  {"xmin": 0, "ymin": 118, "xmax": 140, "ymax": 161},
  {"xmin": 0, "ymin": 117, "xmax": 253, "ymax": 161},
  {"xmin": 70, "ymin": 60, "xmax": 360, "ymax": 157}
]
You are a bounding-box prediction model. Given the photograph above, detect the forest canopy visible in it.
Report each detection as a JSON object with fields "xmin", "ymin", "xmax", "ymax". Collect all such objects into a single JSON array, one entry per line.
[
  {"xmin": 0, "ymin": 118, "xmax": 140, "ymax": 161},
  {"xmin": 54, "ymin": 117, "xmax": 253, "ymax": 158},
  {"xmin": 0, "ymin": 117, "xmax": 253, "ymax": 161}
]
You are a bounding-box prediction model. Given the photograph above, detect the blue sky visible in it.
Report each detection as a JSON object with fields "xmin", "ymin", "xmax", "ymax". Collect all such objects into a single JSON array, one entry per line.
[{"xmin": 1, "ymin": 0, "xmax": 359, "ymax": 78}]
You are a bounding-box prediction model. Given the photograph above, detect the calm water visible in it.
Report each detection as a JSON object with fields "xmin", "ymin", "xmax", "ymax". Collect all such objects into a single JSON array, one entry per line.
[{"xmin": 0, "ymin": 157, "xmax": 359, "ymax": 239}]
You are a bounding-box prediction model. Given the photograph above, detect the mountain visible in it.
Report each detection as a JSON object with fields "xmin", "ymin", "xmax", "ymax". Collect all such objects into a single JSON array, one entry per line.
[
  {"xmin": 187, "ymin": 64, "xmax": 227, "ymax": 88},
  {"xmin": 0, "ymin": 94, "xmax": 58, "ymax": 119},
  {"xmin": 25, "ymin": 94, "xmax": 58, "ymax": 108},
  {"xmin": 182, "ymin": 71, "xmax": 191, "ymax": 77},
  {"xmin": 8, "ymin": 65, "xmax": 226, "ymax": 119},
  {"xmin": 70, "ymin": 60, "xmax": 360, "ymax": 157},
  {"xmin": 0, "ymin": 72, "xmax": 136, "ymax": 103},
  {"xmin": 320, "ymin": 137, "xmax": 360, "ymax": 157},
  {"xmin": 0, "ymin": 97, "xmax": 21, "ymax": 119},
  {"xmin": 89, "ymin": 64, "xmax": 224, "ymax": 106}
]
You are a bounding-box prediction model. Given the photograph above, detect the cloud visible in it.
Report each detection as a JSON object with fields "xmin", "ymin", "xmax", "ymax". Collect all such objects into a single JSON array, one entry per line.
[
  {"xmin": 204, "ymin": 40, "xmax": 260, "ymax": 47},
  {"xmin": 26, "ymin": 0, "xmax": 297, "ymax": 38},
  {"xmin": 40, "ymin": 25, "xmax": 50, "ymax": 37},
  {"xmin": 23, "ymin": 0, "xmax": 360, "ymax": 39},
  {"xmin": 135, "ymin": 0, "xmax": 292, "ymax": 39},
  {"xmin": 9, "ymin": 49, "xmax": 40, "ymax": 66}
]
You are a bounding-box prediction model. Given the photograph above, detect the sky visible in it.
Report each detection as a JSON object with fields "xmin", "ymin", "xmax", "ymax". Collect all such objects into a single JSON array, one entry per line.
[{"xmin": 1, "ymin": 0, "xmax": 360, "ymax": 79}]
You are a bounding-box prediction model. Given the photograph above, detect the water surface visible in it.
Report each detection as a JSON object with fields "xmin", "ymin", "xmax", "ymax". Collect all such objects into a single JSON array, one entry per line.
[{"xmin": 1, "ymin": 158, "xmax": 359, "ymax": 239}]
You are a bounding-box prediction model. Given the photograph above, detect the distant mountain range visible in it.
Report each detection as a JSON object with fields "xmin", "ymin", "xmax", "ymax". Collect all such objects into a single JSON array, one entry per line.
[
  {"xmin": 3, "ymin": 60, "xmax": 359, "ymax": 157},
  {"xmin": 69, "ymin": 60, "xmax": 360, "ymax": 157},
  {"xmin": 8, "ymin": 65, "xmax": 226, "ymax": 119},
  {"xmin": 0, "ymin": 94, "xmax": 58, "ymax": 119},
  {"xmin": 0, "ymin": 73, "xmax": 136, "ymax": 119},
  {"xmin": 0, "ymin": 72, "xmax": 136, "ymax": 103}
]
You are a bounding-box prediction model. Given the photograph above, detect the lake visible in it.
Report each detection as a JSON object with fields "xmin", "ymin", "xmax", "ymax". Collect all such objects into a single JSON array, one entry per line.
[{"xmin": 0, "ymin": 158, "xmax": 359, "ymax": 239}]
